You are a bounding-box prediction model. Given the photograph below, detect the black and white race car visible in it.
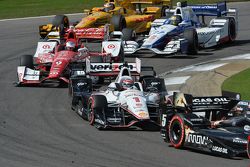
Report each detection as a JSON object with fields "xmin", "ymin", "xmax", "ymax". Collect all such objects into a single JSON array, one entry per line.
[
  {"xmin": 68, "ymin": 59, "xmax": 170, "ymax": 130},
  {"xmin": 124, "ymin": 1, "xmax": 238, "ymax": 55},
  {"xmin": 160, "ymin": 92, "xmax": 250, "ymax": 159}
]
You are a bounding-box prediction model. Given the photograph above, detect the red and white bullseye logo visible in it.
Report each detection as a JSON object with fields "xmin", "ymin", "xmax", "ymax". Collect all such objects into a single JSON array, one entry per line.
[
  {"xmin": 42, "ymin": 44, "xmax": 51, "ymax": 49},
  {"xmin": 107, "ymin": 44, "xmax": 115, "ymax": 49}
]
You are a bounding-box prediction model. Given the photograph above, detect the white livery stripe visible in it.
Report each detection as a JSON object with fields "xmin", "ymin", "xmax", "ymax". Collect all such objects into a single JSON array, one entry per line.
[{"xmin": 164, "ymin": 76, "xmax": 190, "ymax": 86}]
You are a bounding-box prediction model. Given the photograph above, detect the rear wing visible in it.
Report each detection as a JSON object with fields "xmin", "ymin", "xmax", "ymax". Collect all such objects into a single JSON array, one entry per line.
[
  {"xmin": 86, "ymin": 58, "xmax": 141, "ymax": 76},
  {"xmin": 188, "ymin": 1, "xmax": 227, "ymax": 17},
  {"xmin": 65, "ymin": 25, "xmax": 109, "ymax": 40},
  {"xmin": 173, "ymin": 92, "xmax": 239, "ymax": 112}
]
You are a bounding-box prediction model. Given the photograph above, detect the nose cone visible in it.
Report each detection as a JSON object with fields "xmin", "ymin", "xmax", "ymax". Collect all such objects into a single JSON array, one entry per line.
[{"xmin": 48, "ymin": 51, "xmax": 76, "ymax": 78}]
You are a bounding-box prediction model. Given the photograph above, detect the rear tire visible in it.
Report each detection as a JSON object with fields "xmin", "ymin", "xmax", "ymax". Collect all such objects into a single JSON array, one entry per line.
[
  {"xmin": 111, "ymin": 15, "xmax": 126, "ymax": 31},
  {"xmin": 169, "ymin": 114, "xmax": 185, "ymax": 148},
  {"xmin": 184, "ymin": 29, "xmax": 198, "ymax": 55},
  {"xmin": 52, "ymin": 15, "xmax": 69, "ymax": 28},
  {"xmin": 20, "ymin": 55, "xmax": 33, "ymax": 69},
  {"xmin": 227, "ymin": 17, "xmax": 236, "ymax": 42}
]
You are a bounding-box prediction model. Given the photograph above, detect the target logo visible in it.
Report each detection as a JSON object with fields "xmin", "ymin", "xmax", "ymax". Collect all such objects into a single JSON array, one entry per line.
[
  {"xmin": 42, "ymin": 44, "xmax": 51, "ymax": 49},
  {"xmin": 107, "ymin": 44, "xmax": 115, "ymax": 49}
]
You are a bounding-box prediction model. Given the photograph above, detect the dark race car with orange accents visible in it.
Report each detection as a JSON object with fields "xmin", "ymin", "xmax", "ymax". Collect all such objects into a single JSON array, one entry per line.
[{"xmin": 160, "ymin": 92, "xmax": 250, "ymax": 159}]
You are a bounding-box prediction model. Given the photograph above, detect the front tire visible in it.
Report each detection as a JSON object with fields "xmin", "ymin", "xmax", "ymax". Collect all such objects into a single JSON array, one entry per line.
[
  {"xmin": 169, "ymin": 114, "xmax": 185, "ymax": 148},
  {"xmin": 88, "ymin": 95, "xmax": 108, "ymax": 126},
  {"xmin": 20, "ymin": 55, "xmax": 33, "ymax": 69}
]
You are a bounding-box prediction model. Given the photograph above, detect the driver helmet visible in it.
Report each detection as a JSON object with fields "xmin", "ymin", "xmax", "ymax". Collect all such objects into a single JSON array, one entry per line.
[
  {"xmin": 66, "ymin": 41, "xmax": 76, "ymax": 51},
  {"xmin": 120, "ymin": 76, "xmax": 134, "ymax": 90},
  {"xmin": 104, "ymin": 2, "xmax": 115, "ymax": 12},
  {"xmin": 169, "ymin": 15, "xmax": 182, "ymax": 26}
]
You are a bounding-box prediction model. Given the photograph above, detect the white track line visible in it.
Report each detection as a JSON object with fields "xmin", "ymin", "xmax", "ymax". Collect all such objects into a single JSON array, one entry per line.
[{"xmin": 164, "ymin": 76, "xmax": 190, "ymax": 86}]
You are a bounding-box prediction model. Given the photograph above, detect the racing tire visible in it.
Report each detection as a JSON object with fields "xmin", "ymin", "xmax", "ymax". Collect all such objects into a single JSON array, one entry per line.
[
  {"xmin": 20, "ymin": 55, "xmax": 33, "ymax": 69},
  {"xmin": 111, "ymin": 15, "xmax": 126, "ymax": 31},
  {"xmin": 247, "ymin": 136, "xmax": 250, "ymax": 159},
  {"xmin": 227, "ymin": 17, "xmax": 236, "ymax": 42},
  {"xmin": 88, "ymin": 95, "xmax": 108, "ymax": 125},
  {"xmin": 161, "ymin": 5, "xmax": 170, "ymax": 17},
  {"xmin": 184, "ymin": 29, "xmax": 198, "ymax": 55},
  {"xmin": 122, "ymin": 28, "xmax": 136, "ymax": 41},
  {"xmin": 52, "ymin": 15, "xmax": 69, "ymax": 28},
  {"xmin": 169, "ymin": 114, "xmax": 185, "ymax": 148}
]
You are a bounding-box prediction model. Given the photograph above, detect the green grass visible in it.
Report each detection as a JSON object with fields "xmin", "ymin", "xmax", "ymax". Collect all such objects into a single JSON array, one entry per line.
[
  {"xmin": 0, "ymin": 0, "xmax": 249, "ymax": 19},
  {"xmin": 222, "ymin": 68, "xmax": 250, "ymax": 100}
]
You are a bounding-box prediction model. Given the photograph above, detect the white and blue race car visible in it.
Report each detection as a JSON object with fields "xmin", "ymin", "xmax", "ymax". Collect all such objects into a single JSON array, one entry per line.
[{"xmin": 124, "ymin": 1, "xmax": 238, "ymax": 55}]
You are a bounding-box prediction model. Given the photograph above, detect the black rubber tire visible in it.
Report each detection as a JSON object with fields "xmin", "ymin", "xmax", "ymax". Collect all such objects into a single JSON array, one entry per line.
[
  {"xmin": 52, "ymin": 15, "xmax": 69, "ymax": 28},
  {"xmin": 169, "ymin": 114, "xmax": 185, "ymax": 148},
  {"xmin": 122, "ymin": 28, "xmax": 136, "ymax": 41},
  {"xmin": 111, "ymin": 15, "xmax": 126, "ymax": 31},
  {"xmin": 247, "ymin": 136, "xmax": 250, "ymax": 159},
  {"xmin": 20, "ymin": 55, "xmax": 33, "ymax": 69},
  {"xmin": 88, "ymin": 95, "xmax": 107, "ymax": 125},
  {"xmin": 184, "ymin": 29, "xmax": 198, "ymax": 55},
  {"xmin": 161, "ymin": 5, "xmax": 170, "ymax": 17},
  {"xmin": 228, "ymin": 17, "xmax": 236, "ymax": 42}
]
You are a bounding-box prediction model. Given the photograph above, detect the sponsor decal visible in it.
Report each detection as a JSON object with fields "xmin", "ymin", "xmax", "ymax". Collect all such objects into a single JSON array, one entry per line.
[
  {"xmin": 77, "ymin": 82, "xmax": 87, "ymax": 87},
  {"xmin": 55, "ymin": 61, "xmax": 62, "ymax": 66},
  {"xmin": 90, "ymin": 64, "xmax": 134, "ymax": 71},
  {"xmin": 42, "ymin": 44, "xmax": 51, "ymax": 49},
  {"xmin": 138, "ymin": 112, "xmax": 149, "ymax": 118},
  {"xmin": 107, "ymin": 44, "xmax": 116, "ymax": 49},
  {"xmin": 212, "ymin": 146, "xmax": 228, "ymax": 154},
  {"xmin": 233, "ymin": 138, "xmax": 247, "ymax": 144},
  {"xmin": 186, "ymin": 134, "xmax": 210, "ymax": 145},
  {"xmin": 190, "ymin": 118, "xmax": 203, "ymax": 122},
  {"xmin": 107, "ymin": 118, "xmax": 121, "ymax": 122},
  {"xmin": 193, "ymin": 97, "xmax": 230, "ymax": 104}
]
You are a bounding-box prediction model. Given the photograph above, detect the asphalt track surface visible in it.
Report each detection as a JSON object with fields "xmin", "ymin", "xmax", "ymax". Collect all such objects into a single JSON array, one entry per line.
[{"xmin": 0, "ymin": 2, "xmax": 249, "ymax": 167}]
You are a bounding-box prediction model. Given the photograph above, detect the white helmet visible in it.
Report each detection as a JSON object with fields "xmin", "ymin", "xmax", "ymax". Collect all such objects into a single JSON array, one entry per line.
[
  {"xmin": 119, "ymin": 76, "xmax": 134, "ymax": 90},
  {"xmin": 66, "ymin": 41, "xmax": 76, "ymax": 50},
  {"xmin": 104, "ymin": 2, "xmax": 115, "ymax": 12}
]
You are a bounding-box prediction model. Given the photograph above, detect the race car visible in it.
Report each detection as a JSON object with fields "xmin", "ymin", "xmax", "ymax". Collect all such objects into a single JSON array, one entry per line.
[
  {"xmin": 160, "ymin": 92, "xmax": 250, "ymax": 159},
  {"xmin": 69, "ymin": 58, "xmax": 170, "ymax": 130},
  {"xmin": 16, "ymin": 28, "xmax": 124, "ymax": 86},
  {"xmin": 124, "ymin": 1, "xmax": 238, "ymax": 55},
  {"xmin": 39, "ymin": 0, "xmax": 172, "ymax": 39}
]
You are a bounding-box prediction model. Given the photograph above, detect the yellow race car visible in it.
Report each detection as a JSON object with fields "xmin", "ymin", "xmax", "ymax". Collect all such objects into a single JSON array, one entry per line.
[{"xmin": 39, "ymin": 0, "xmax": 172, "ymax": 39}]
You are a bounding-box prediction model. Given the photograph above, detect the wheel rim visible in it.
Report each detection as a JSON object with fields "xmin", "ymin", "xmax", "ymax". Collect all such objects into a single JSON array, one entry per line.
[
  {"xmin": 171, "ymin": 121, "xmax": 182, "ymax": 143},
  {"xmin": 169, "ymin": 116, "xmax": 185, "ymax": 148}
]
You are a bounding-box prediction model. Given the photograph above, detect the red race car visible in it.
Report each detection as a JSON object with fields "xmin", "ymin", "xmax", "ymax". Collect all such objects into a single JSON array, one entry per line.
[{"xmin": 16, "ymin": 29, "xmax": 121, "ymax": 86}]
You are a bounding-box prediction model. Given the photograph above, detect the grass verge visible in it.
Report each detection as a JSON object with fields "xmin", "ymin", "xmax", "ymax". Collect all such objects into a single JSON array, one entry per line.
[
  {"xmin": 222, "ymin": 68, "xmax": 250, "ymax": 100},
  {"xmin": 0, "ymin": 0, "xmax": 249, "ymax": 19}
]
